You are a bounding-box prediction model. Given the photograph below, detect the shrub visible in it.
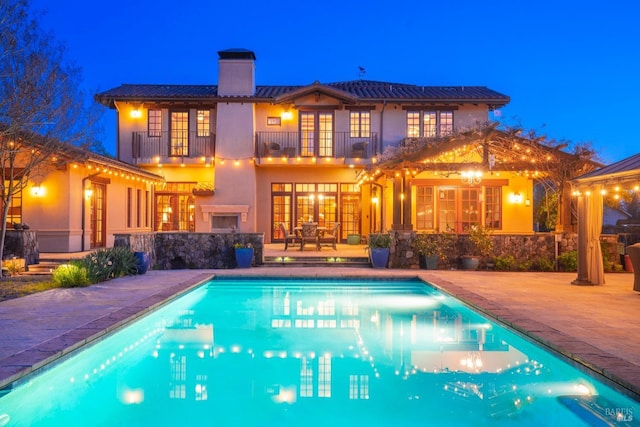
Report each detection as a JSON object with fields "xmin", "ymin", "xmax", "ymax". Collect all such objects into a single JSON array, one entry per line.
[
  {"xmin": 3, "ymin": 259, "xmax": 23, "ymax": 276},
  {"xmin": 52, "ymin": 262, "xmax": 90, "ymax": 287},
  {"xmin": 468, "ymin": 225, "xmax": 493, "ymax": 257},
  {"xmin": 517, "ymin": 260, "xmax": 533, "ymax": 271},
  {"xmin": 532, "ymin": 257, "xmax": 555, "ymax": 272},
  {"xmin": 494, "ymin": 255, "xmax": 516, "ymax": 271},
  {"xmin": 369, "ymin": 233, "xmax": 391, "ymax": 249},
  {"xmin": 557, "ymin": 250, "xmax": 578, "ymax": 271},
  {"xmin": 413, "ymin": 231, "xmax": 456, "ymax": 260},
  {"xmin": 79, "ymin": 247, "xmax": 139, "ymax": 283}
]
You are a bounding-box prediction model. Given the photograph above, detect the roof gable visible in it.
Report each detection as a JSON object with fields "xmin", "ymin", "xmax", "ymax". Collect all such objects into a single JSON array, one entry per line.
[{"xmin": 274, "ymin": 81, "xmax": 358, "ymax": 104}]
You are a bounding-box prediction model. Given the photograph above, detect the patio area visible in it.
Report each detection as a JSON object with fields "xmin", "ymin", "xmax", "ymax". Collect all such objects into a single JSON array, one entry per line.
[{"xmin": 0, "ymin": 259, "xmax": 639, "ymax": 402}]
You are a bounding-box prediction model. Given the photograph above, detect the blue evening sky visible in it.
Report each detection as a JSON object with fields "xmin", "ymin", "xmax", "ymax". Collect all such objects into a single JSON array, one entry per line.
[{"xmin": 31, "ymin": 0, "xmax": 640, "ymax": 164}]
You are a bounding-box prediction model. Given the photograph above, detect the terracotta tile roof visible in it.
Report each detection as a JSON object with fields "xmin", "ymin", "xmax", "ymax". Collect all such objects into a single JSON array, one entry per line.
[{"xmin": 95, "ymin": 80, "xmax": 509, "ymax": 107}]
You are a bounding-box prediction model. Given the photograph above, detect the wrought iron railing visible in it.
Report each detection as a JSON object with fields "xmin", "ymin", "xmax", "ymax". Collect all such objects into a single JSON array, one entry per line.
[
  {"xmin": 131, "ymin": 131, "xmax": 215, "ymax": 162},
  {"xmin": 256, "ymin": 132, "xmax": 378, "ymax": 158}
]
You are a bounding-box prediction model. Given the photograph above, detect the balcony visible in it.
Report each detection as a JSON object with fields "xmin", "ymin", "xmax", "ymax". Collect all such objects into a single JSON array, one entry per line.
[
  {"xmin": 132, "ymin": 131, "xmax": 215, "ymax": 163},
  {"xmin": 255, "ymin": 132, "xmax": 378, "ymax": 161}
]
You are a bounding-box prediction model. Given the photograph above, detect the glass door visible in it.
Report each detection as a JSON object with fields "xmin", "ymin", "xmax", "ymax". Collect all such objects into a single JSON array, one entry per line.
[
  {"xmin": 90, "ymin": 182, "xmax": 106, "ymax": 248},
  {"xmin": 300, "ymin": 112, "xmax": 333, "ymax": 157}
]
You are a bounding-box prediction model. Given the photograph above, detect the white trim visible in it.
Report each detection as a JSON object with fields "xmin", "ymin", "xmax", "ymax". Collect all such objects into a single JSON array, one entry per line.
[{"xmin": 201, "ymin": 204, "xmax": 249, "ymax": 222}]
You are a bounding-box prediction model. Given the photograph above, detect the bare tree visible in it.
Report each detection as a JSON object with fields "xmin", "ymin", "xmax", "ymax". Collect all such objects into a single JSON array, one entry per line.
[{"xmin": 0, "ymin": 0, "xmax": 101, "ymax": 276}]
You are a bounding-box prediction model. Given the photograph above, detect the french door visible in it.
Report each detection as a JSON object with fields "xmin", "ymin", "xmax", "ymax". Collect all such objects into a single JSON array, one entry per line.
[
  {"xmin": 300, "ymin": 111, "xmax": 333, "ymax": 157},
  {"xmin": 437, "ymin": 187, "xmax": 481, "ymax": 233},
  {"xmin": 170, "ymin": 111, "xmax": 189, "ymax": 156},
  {"xmin": 90, "ymin": 182, "xmax": 106, "ymax": 248}
]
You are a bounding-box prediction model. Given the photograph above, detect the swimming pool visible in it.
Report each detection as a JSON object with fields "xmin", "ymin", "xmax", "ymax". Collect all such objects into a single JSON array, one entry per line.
[{"xmin": 0, "ymin": 277, "xmax": 638, "ymax": 426}]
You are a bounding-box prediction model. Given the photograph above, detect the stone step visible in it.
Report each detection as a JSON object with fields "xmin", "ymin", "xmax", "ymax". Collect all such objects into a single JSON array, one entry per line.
[
  {"xmin": 263, "ymin": 256, "xmax": 370, "ymax": 268},
  {"xmin": 24, "ymin": 261, "xmax": 60, "ymax": 275}
]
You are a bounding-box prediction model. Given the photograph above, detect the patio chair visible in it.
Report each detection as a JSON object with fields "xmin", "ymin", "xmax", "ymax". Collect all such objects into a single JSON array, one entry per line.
[
  {"xmin": 299, "ymin": 222, "xmax": 319, "ymax": 251},
  {"xmin": 279, "ymin": 222, "xmax": 298, "ymax": 251},
  {"xmin": 318, "ymin": 222, "xmax": 340, "ymax": 250}
]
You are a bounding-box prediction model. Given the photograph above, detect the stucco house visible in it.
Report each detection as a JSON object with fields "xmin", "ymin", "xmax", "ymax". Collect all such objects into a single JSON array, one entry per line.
[
  {"xmin": 94, "ymin": 48, "xmax": 562, "ymax": 245},
  {"xmin": 6, "ymin": 48, "xmax": 597, "ymax": 261}
]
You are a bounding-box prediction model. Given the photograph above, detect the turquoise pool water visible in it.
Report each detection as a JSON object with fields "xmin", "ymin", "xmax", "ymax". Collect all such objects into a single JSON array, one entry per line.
[{"xmin": 0, "ymin": 277, "xmax": 638, "ymax": 426}]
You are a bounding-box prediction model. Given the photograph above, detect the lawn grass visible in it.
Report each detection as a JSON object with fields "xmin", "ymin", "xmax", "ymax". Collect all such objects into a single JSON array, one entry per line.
[{"xmin": 0, "ymin": 275, "xmax": 59, "ymax": 302}]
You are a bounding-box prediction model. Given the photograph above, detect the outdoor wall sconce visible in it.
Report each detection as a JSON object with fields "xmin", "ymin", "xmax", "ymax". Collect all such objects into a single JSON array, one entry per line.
[
  {"xmin": 84, "ymin": 189, "xmax": 93, "ymax": 199},
  {"xmin": 130, "ymin": 103, "xmax": 142, "ymax": 119},
  {"xmin": 525, "ymin": 198, "xmax": 531, "ymax": 207},
  {"xmin": 30, "ymin": 185, "xmax": 44, "ymax": 197},
  {"xmin": 509, "ymin": 192, "xmax": 523, "ymax": 204},
  {"xmin": 281, "ymin": 110, "xmax": 292, "ymax": 120}
]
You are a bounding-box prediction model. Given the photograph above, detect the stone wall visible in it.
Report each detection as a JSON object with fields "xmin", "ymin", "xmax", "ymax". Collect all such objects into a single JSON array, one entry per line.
[
  {"xmin": 2, "ymin": 230, "xmax": 39, "ymax": 268},
  {"xmin": 387, "ymin": 231, "xmax": 620, "ymax": 270},
  {"xmin": 114, "ymin": 232, "xmax": 264, "ymax": 269},
  {"xmin": 114, "ymin": 233, "xmax": 156, "ymax": 265}
]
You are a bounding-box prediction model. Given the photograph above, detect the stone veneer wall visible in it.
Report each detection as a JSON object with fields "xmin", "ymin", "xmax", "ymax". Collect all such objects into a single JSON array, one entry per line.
[
  {"xmin": 2, "ymin": 230, "xmax": 39, "ymax": 268},
  {"xmin": 388, "ymin": 231, "xmax": 619, "ymax": 270},
  {"xmin": 114, "ymin": 232, "xmax": 264, "ymax": 269}
]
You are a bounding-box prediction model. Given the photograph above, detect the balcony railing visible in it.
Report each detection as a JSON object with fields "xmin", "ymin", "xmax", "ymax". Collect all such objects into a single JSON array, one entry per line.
[
  {"xmin": 132, "ymin": 131, "xmax": 215, "ymax": 162},
  {"xmin": 256, "ymin": 132, "xmax": 378, "ymax": 159}
]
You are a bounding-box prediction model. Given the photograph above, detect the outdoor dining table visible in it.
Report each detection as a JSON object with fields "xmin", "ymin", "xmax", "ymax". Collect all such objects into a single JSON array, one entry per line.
[{"xmin": 294, "ymin": 226, "xmax": 327, "ymax": 250}]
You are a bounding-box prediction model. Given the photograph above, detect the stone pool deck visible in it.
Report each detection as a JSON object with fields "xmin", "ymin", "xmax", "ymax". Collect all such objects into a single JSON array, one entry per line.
[{"xmin": 0, "ymin": 268, "xmax": 639, "ymax": 401}]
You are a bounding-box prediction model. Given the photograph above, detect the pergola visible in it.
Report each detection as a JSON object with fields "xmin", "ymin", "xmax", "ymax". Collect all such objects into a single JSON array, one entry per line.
[
  {"xmin": 360, "ymin": 123, "xmax": 597, "ymax": 233},
  {"xmin": 571, "ymin": 153, "xmax": 640, "ymax": 285}
]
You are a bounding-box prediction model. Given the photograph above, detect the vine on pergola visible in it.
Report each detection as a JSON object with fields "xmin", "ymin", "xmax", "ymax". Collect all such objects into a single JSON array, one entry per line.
[{"xmin": 362, "ymin": 122, "xmax": 600, "ymax": 232}]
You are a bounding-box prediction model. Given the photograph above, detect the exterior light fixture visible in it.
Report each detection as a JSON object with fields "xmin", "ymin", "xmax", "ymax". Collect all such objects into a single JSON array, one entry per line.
[
  {"xmin": 130, "ymin": 104, "xmax": 142, "ymax": 119},
  {"xmin": 31, "ymin": 185, "xmax": 44, "ymax": 197},
  {"xmin": 509, "ymin": 192, "xmax": 523, "ymax": 204},
  {"xmin": 84, "ymin": 189, "xmax": 93, "ymax": 199},
  {"xmin": 281, "ymin": 111, "xmax": 293, "ymax": 120},
  {"xmin": 461, "ymin": 170, "xmax": 482, "ymax": 185}
]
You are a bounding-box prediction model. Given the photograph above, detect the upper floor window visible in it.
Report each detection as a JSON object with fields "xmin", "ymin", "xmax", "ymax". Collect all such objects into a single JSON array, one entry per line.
[
  {"xmin": 197, "ymin": 110, "xmax": 210, "ymax": 137},
  {"xmin": 148, "ymin": 109, "xmax": 162, "ymax": 137},
  {"xmin": 349, "ymin": 111, "xmax": 370, "ymax": 138},
  {"xmin": 406, "ymin": 110, "xmax": 454, "ymax": 138},
  {"xmin": 2, "ymin": 181, "xmax": 21, "ymax": 224}
]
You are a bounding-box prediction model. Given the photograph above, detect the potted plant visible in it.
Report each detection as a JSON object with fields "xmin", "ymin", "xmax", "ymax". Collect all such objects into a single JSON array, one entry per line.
[
  {"xmin": 192, "ymin": 182, "xmax": 215, "ymax": 197},
  {"xmin": 414, "ymin": 231, "xmax": 456, "ymax": 270},
  {"xmin": 234, "ymin": 242, "xmax": 254, "ymax": 268},
  {"xmin": 461, "ymin": 224, "xmax": 493, "ymax": 270},
  {"xmin": 368, "ymin": 233, "xmax": 391, "ymax": 269}
]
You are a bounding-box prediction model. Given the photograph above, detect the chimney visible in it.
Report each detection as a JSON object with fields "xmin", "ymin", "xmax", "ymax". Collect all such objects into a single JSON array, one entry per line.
[{"xmin": 217, "ymin": 49, "xmax": 256, "ymax": 96}]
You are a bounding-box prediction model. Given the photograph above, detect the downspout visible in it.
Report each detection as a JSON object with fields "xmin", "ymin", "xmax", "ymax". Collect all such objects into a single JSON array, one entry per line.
[
  {"xmin": 378, "ymin": 100, "xmax": 387, "ymax": 155},
  {"xmin": 81, "ymin": 172, "xmax": 101, "ymax": 251},
  {"xmin": 372, "ymin": 101, "xmax": 387, "ymax": 232}
]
